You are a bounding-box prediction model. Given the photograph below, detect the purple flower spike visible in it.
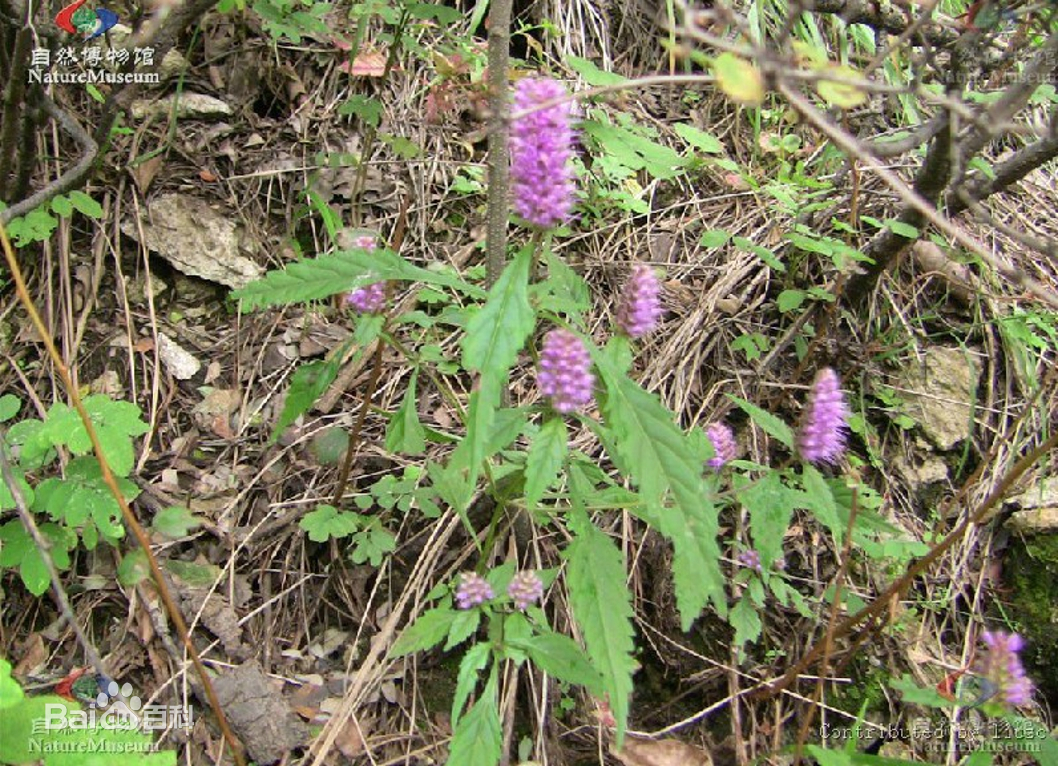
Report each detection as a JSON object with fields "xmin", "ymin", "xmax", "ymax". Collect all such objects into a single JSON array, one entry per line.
[
  {"xmin": 537, "ymin": 329, "xmax": 594, "ymax": 414},
  {"xmin": 616, "ymin": 264, "xmax": 663, "ymax": 339},
  {"xmin": 510, "ymin": 77, "xmax": 576, "ymax": 229},
  {"xmin": 797, "ymin": 368, "xmax": 849, "ymax": 465},
  {"xmin": 706, "ymin": 422, "xmax": 737, "ymax": 470},
  {"xmin": 345, "ymin": 282, "xmax": 387, "ymax": 314},
  {"xmin": 979, "ymin": 630, "xmax": 1033, "ymax": 706},
  {"xmin": 455, "ymin": 572, "xmax": 494, "ymax": 610},
  {"xmin": 508, "ymin": 570, "xmax": 544, "ymax": 611}
]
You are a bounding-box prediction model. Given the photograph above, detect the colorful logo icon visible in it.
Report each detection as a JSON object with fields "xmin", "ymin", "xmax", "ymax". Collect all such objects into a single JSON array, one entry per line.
[{"xmin": 55, "ymin": 0, "xmax": 118, "ymax": 39}]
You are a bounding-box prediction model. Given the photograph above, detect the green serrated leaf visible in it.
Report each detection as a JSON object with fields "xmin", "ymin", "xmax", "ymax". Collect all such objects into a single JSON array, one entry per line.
[
  {"xmin": 525, "ymin": 418, "xmax": 567, "ymax": 510},
  {"xmin": 452, "ymin": 643, "xmax": 491, "ymax": 727},
  {"xmin": 444, "ymin": 608, "xmax": 481, "ymax": 651},
  {"xmin": 595, "ymin": 342, "xmax": 726, "ymax": 625},
  {"xmin": 67, "ymin": 190, "xmax": 104, "ymax": 218},
  {"xmin": 449, "ymin": 669, "xmax": 501, "ymax": 766},
  {"xmin": 390, "ymin": 607, "xmax": 460, "ymax": 657},
  {"xmin": 565, "ymin": 509, "xmax": 637, "ymax": 747},
  {"xmin": 713, "ymin": 53, "xmax": 765, "ymax": 106},
  {"xmin": 339, "ymin": 95, "xmax": 382, "ymax": 127},
  {"xmin": 568, "ymin": 56, "xmax": 627, "ymax": 86},
  {"xmin": 674, "ymin": 123, "xmax": 724, "ymax": 154},
  {"xmin": 726, "ymin": 394, "xmax": 795, "ymax": 449},
  {"xmin": 152, "ymin": 506, "xmax": 201, "ymax": 539},
  {"xmin": 738, "ymin": 473, "xmax": 793, "ymax": 570},
  {"xmin": 885, "ymin": 219, "xmax": 919, "ymax": 238},
  {"xmin": 461, "ymin": 247, "xmax": 534, "ymax": 468},
  {"xmin": 699, "ymin": 229, "xmax": 731, "ymax": 248},
  {"xmin": 299, "ymin": 504, "xmax": 359, "ymax": 542},
  {"xmin": 730, "ymin": 595, "xmax": 762, "ymax": 653},
  {"xmin": 802, "ymin": 465, "xmax": 843, "ymax": 544},
  {"xmin": 233, "ymin": 248, "xmax": 484, "ymax": 311},
  {"xmin": 511, "ymin": 631, "xmax": 604, "ymax": 692},
  {"xmin": 407, "ymin": 2, "xmax": 461, "ymax": 23}
]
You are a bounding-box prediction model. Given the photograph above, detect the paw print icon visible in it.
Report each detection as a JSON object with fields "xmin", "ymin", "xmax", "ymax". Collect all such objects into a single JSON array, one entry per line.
[{"xmin": 94, "ymin": 679, "xmax": 143, "ymax": 725}]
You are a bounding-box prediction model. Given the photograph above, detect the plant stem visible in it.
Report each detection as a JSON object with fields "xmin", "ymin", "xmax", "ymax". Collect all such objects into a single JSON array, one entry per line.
[
  {"xmin": 485, "ymin": 0, "xmax": 513, "ymax": 287},
  {"xmin": 331, "ymin": 336, "xmax": 387, "ymax": 507}
]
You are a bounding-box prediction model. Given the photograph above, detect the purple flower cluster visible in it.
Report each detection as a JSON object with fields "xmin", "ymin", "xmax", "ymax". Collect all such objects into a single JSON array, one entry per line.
[
  {"xmin": 509, "ymin": 77, "xmax": 576, "ymax": 229},
  {"xmin": 616, "ymin": 265, "xmax": 663, "ymax": 339},
  {"xmin": 737, "ymin": 550, "xmax": 762, "ymax": 571},
  {"xmin": 537, "ymin": 329, "xmax": 594, "ymax": 414},
  {"xmin": 508, "ymin": 570, "xmax": 544, "ymax": 611},
  {"xmin": 706, "ymin": 422, "xmax": 737, "ymax": 470},
  {"xmin": 455, "ymin": 572, "xmax": 494, "ymax": 610},
  {"xmin": 797, "ymin": 368, "xmax": 849, "ymax": 465},
  {"xmin": 345, "ymin": 235, "xmax": 388, "ymax": 314},
  {"xmin": 979, "ymin": 630, "xmax": 1032, "ymax": 706}
]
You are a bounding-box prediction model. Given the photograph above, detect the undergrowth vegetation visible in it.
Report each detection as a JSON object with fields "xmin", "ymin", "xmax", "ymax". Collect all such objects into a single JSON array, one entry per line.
[{"xmin": 1, "ymin": 0, "xmax": 1057, "ymax": 763}]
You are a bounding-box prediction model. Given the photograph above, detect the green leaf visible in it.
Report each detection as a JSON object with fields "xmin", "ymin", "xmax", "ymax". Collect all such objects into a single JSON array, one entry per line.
[
  {"xmin": 310, "ymin": 427, "xmax": 349, "ymax": 465},
  {"xmin": 0, "ymin": 394, "xmax": 20, "ymax": 422},
  {"xmin": 233, "ymin": 247, "xmax": 484, "ymax": 311},
  {"xmin": 452, "ymin": 643, "xmax": 491, "ymax": 727},
  {"xmin": 802, "ymin": 465, "xmax": 843, "ymax": 544},
  {"xmin": 164, "ymin": 558, "xmax": 222, "ymax": 587},
  {"xmin": 525, "ymin": 418, "xmax": 568, "ymax": 510},
  {"xmin": 730, "ymin": 595, "xmax": 762, "ymax": 653},
  {"xmin": 0, "ymin": 658, "xmax": 24, "ymax": 710},
  {"xmin": 461, "ymin": 247, "xmax": 535, "ymax": 467},
  {"xmin": 339, "ymin": 94, "xmax": 382, "ymax": 127},
  {"xmin": 386, "ymin": 371, "xmax": 426, "ymax": 455},
  {"xmin": 510, "ymin": 631, "xmax": 605, "ymax": 691},
  {"xmin": 816, "ymin": 65, "xmax": 868, "ymax": 109},
  {"xmin": 674, "ymin": 123, "xmax": 724, "ymax": 154},
  {"xmin": 50, "ymin": 195, "xmax": 73, "ymax": 217},
  {"xmin": 777, "ymin": 289, "xmax": 806, "ymax": 313},
  {"xmin": 406, "ymin": 2, "xmax": 462, "ymax": 23},
  {"xmin": 445, "ymin": 609, "xmax": 481, "ymax": 651},
  {"xmin": 739, "ymin": 472, "xmax": 793, "ymax": 569},
  {"xmin": 568, "ymin": 56, "xmax": 627, "ymax": 86},
  {"xmin": 349, "ymin": 522, "xmax": 395, "ymax": 566},
  {"xmin": 595, "ymin": 341, "xmax": 726, "ymax": 624},
  {"xmin": 299, "ymin": 504, "xmax": 359, "ymax": 542},
  {"xmin": 713, "ymin": 53, "xmax": 765, "ymax": 105},
  {"xmin": 726, "ymin": 394, "xmax": 795, "ymax": 449},
  {"xmin": 885, "ymin": 219, "xmax": 919, "ymax": 238},
  {"xmin": 449, "ymin": 670, "xmax": 501, "ymax": 766},
  {"xmin": 699, "ymin": 229, "xmax": 731, "ymax": 248},
  {"xmin": 390, "ymin": 607, "xmax": 460, "ymax": 657},
  {"xmin": 565, "ymin": 508, "xmax": 637, "ymax": 747},
  {"xmin": 67, "ymin": 190, "xmax": 104, "ymax": 218},
  {"xmin": 152, "ymin": 506, "xmax": 201, "ymax": 539},
  {"xmin": 117, "ymin": 548, "xmax": 151, "ymax": 586},
  {"xmin": 582, "ymin": 118, "xmax": 690, "ymax": 180}
]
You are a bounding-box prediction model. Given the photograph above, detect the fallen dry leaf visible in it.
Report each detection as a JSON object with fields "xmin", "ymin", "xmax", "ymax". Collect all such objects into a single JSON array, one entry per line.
[{"xmin": 611, "ymin": 737, "xmax": 714, "ymax": 766}]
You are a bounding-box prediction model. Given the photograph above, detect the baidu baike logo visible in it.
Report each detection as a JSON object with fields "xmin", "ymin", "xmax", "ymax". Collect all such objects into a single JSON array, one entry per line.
[{"xmin": 34, "ymin": 677, "xmax": 193, "ymax": 734}]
